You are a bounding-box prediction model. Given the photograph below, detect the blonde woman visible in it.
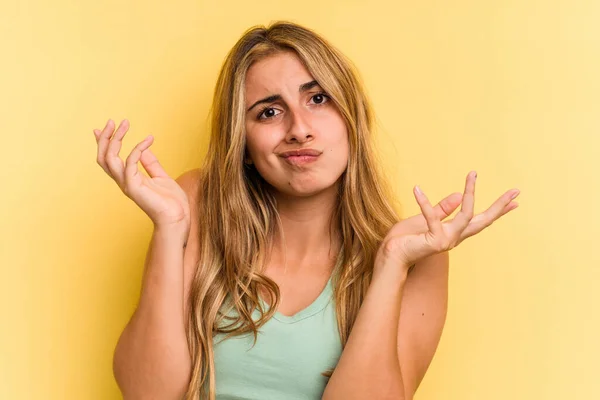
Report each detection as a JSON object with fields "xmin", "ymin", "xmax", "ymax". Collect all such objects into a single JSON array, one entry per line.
[{"xmin": 94, "ymin": 21, "xmax": 520, "ymax": 400}]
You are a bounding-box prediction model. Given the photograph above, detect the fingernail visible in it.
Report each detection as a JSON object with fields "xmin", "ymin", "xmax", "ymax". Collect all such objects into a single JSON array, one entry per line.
[
  {"xmin": 511, "ymin": 190, "xmax": 520, "ymax": 199},
  {"xmin": 415, "ymin": 185, "xmax": 422, "ymax": 195}
]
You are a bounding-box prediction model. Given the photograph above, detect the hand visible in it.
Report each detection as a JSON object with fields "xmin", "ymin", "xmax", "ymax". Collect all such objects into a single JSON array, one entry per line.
[
  {"xmin": 374, "ymin": 171, "xmax": 520, "ymax": 276},
  {"xmin": 94, "ymin": 119, "xmax": 191, "ymax": 229}
]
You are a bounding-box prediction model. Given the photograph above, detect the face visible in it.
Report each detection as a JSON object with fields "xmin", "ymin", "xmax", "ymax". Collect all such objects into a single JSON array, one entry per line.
[{"xmin": 244, "ymin": 51, "xmax": 349, "ymax": 197}]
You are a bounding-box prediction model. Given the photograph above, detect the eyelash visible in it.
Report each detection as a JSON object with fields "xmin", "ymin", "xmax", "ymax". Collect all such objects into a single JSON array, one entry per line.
[{"xmin": 256, "ymin": 92, "xmax": 331, "ymax": 121}]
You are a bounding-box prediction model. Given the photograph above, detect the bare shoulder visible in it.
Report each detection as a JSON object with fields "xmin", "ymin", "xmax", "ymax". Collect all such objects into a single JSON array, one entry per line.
[
  {"xmin": 175, "ymin": 168, "xmax": 202, "ymax": 197},
  {"xmin": 174, "ymin": 168, "xmax": 203, "ymax": 326},
  {"xmin": 174, "ymin": 168, "xmax": 202, "ymax": 238}
]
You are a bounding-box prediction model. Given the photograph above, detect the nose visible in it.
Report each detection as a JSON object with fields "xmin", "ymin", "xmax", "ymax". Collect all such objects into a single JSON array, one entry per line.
[{"xmin": 285, "ymin": 107, "xmax": 313, "ymax": 143}]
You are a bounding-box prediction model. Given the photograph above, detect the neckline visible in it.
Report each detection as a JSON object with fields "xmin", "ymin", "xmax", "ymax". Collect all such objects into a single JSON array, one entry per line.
[{"xmin": 258, "ymin": 273, "xmax": 334, "ymax": 324}]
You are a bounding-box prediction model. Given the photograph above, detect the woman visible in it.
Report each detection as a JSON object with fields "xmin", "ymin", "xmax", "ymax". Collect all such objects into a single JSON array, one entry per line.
[{"xmin": 94, "ymin": 21, "xmax": 520, "ymax": 400}]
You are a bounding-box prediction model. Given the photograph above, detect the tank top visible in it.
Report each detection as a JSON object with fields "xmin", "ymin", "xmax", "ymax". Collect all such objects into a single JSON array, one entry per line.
[{"xmin": 209, "ymin": 269, "xmax": 342, "ymax": 399}]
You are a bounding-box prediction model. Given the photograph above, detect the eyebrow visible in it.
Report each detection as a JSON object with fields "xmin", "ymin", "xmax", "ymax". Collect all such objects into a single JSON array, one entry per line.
[{"xmin": 246, "ymin": 80, "xmax": 321, "ymax": 112}]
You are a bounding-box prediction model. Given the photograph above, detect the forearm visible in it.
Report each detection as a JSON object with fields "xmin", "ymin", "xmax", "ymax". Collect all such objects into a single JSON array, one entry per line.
[
  {"xmin": 113, "ymin": 225, "xmax": 192, "ymax": 400},
  {"xmin": 322, "ymin": 267, "xmax": 409, "ymax": 400}
]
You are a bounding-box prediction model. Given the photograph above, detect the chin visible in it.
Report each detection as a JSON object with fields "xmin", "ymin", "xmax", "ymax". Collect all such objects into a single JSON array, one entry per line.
[{"xmin": 275, "ymin": 179, "xmax": 340, "ymax": 198}]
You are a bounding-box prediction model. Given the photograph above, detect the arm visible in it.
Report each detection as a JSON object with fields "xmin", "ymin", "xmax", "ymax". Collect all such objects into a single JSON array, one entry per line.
[
  {"xmin": 113, "ymin": 225, "xmax": 191, "ymax": 400},
  {"xmin": 397, "ymin": 251, "xmax": 449, "ymax": 398},
  {"xmin": 113, "ymin": 171, "xmax": 200, "ymax": 400},
  {"xmin": 321, "ymin": 266, "xmax": 409, "ymax": 400},
  {"xmin": 324, "ymin": 171, "xmax": 504, "ymax": 399},
  {"xmin": 321, "ymin": 252, "xmax": 449, "ymax": 400}
]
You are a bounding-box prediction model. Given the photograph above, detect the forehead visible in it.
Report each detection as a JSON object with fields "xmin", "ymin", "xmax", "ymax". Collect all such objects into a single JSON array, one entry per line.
[{"xmin": 245, "ymin": 51, "xmax": 314, "ymax": 95}]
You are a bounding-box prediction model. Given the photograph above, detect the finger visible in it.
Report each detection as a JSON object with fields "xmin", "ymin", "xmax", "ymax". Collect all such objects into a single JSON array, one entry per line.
[
  {"xmin": 96, "ymin": 119, "xmax": 115, "ymax": 178},
  {"xmin": 460, "ymin": 189, "xmax": 520, "ymax": 239},
  {"xmin": 502, "ymin": 200, "xmax": 519, "ymax": 214},
  {"xmin": 397, "ymin": 192, "xmax": 462, "ymax": 235},
  {"xmin": 449, "ymin": 171, "xmax": 476, "ymax": 236},
  {"xmin": 496, "ymin": 200, "xmax": 519, "ymax": 217},
  {"xmin": 105, "ymin": 119, "xmax": 130, "ymax": 186},
  {"xmin": 414, "ymin": 185, "xmax": 444, "ymax": 237},
  {"xmin": 124, "ymin": 135, "xmax": 155, "ymax": 186},
  {"xmin": 139, "ymin": 144, "xmax": 169, "ymax": 179},
  {"xmin": 435, "ymin": 192, "xmax": 463, "ymax": 221}
]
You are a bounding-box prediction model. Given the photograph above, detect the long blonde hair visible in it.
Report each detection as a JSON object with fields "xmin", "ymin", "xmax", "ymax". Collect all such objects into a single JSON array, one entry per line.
[{"xmin": 184, "ymin": 21, "xmax": 402, "ymax": 399}]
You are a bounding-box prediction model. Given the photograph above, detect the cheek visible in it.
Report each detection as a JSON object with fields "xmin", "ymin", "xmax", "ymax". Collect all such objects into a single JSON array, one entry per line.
[
  {"xmin": 321, "ymin": 131, "xmax": 349, "ymax": 174},
  {"xmin": 245, "ymin": 128, "xmax": 280, "ymax": 165},
  {"xmin": 322, "ymin": 110, "xmax": 347, "ymax": 138},
  {"xmin": 245, "ymin": 127, "xmax": 267, "ymax": 155},
  {"xmin": 333, "ymin": 122, "xmax": 350, "ymax": 168},
  {"xmin": 325, "ymin": 116, "xmax": 349, "ymax": 154},
  {"xmin": 331, "ymin": 141, "xmax": 349, "ymax": 169}
]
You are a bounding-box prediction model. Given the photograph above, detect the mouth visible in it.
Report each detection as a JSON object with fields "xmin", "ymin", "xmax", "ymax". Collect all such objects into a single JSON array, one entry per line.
[
  {"xmin": 279, "ymin": 148, "xmax": 322, "ymax": 157},
  {"xmin": 282, "ymin": 154, "xmax": 320, "ymax": 166},
  {"xmin": 279, "ymin": 148, "xmax": 322, "ymax": 167}
]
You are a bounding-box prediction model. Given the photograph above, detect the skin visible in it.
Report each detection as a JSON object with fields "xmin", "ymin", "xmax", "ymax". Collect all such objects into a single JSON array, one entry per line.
[
  {"xmin": 94, "ymin": 45, "xmax": 521, "ymax": 400},
  {"xmin": 244, "ymin": 51, "xmax": 348, "ymax": 274},
  {"xmin": 374, "ymin": 171, "xmax": 520, "ymax": 279},
  {"xmin": 92, "ymin": 51, "xmax": 521, "ymax": 285}
]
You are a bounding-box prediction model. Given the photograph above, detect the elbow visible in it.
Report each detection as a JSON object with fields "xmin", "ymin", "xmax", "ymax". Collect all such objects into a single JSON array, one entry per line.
[
  {"xmin": 112, "ymin": 333, "xmax": 191, "ymax": 400},
  {"xmin": 113, "ymin": 359, "xmax": 190, "ymax": 400},
  {"xmin": 323, "ymin": 393, "xmax": 405, "ymax": 400},
  {"xmin": 322, "ymin": 383, "xmax": 407, "ymax": 400}
]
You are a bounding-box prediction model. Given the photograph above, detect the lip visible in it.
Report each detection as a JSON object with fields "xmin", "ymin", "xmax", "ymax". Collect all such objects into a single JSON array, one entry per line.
[
  {"xmin": 279, "ymin": 148, "xmax": 322, "ymax": 158},
  {"xmin": 279, "ymin": 148, "xmax": 321, "ymax": 167},
  {"xmin": 282, "ymin": 154, "xmax": 320, "ymax": 166}
]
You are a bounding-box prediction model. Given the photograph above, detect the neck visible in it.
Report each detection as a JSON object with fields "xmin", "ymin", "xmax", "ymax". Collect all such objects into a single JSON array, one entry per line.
[{"xmin": 267, "ymin": 184, "xmax": 341, "ymax": 274}]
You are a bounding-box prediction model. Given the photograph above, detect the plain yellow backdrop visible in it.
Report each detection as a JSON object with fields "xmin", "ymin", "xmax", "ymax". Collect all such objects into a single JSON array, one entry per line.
[{"xmin": 1, "ymin": 1, "xmax": 598, "ymax": 399}]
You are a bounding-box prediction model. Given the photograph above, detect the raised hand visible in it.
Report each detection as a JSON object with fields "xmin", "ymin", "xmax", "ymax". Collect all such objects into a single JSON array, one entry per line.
[
  {"xmin": 94, "ymin": 119, "xmax": 191, "ymax": 230},
  {"xmin": 374, "ymin": 171, "xmax": 520, "ymax": 275}
]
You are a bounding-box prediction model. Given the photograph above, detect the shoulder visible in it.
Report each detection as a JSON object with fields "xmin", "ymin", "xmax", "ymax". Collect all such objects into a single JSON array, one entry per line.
[
  {"xmin": 174, "ymin": 167, "xmax": 203, "ymax": 246},
  {"xmin": 175, "ymin": 168, "xmax": 203, "ymax": 239},
  {"xmin": 174, "ymin": 168, "xmax": 203, "ymax": 326},
  {"xmin": 175, "ymin": 168, "xmax": 202, "ymax": 198}
]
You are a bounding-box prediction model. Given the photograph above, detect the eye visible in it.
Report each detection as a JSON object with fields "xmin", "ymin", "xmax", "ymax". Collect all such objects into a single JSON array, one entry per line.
[
  {"xmin": 257, "ymin": 107, "xmax": 282, "ymax": 121},
  {"xmin": 256, "ymin": 93, "xmax": 331, "ymax": 121},
  {"xmin": 310, "ymin": 93, "xmax": 330, "ymax": 105}
]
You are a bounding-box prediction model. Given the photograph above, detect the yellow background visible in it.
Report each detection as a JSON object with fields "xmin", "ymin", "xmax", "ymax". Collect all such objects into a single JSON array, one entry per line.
[{"xmin": 2, "ymin": 1, "xmax": 598, "ymax": 399}]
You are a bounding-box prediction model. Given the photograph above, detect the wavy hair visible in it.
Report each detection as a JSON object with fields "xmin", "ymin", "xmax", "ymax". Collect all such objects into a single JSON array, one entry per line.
[{"xmin": 184, "ymin": 21, "xmax": 402, "ymax": 399}]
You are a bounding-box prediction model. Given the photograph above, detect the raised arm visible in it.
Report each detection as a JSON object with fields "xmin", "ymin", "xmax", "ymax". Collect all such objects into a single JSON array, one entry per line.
[{"xmin": 93, "ymin": 119, "xmax": 201, "ymax": 399}]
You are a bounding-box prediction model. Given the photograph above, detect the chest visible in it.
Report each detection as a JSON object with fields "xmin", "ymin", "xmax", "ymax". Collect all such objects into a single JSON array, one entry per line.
[
  {"xmin": 260, "ymin": 267, "xmax": 333, "ymax": 318},
  {"xmin": 212, "ymin": 292, "xmax": 342, "ymax": 399}
]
